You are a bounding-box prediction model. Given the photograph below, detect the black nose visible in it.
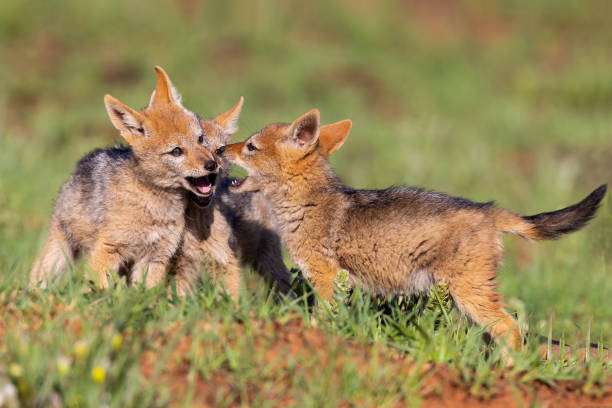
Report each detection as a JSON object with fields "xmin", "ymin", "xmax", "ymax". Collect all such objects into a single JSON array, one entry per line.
[
  {"xmin": 215, "ymin": 146, "xmax": 226, "ymax": 155},
  {"xmin": 204, "ymin": 160, "xmax": 217, "ymax": 171}
]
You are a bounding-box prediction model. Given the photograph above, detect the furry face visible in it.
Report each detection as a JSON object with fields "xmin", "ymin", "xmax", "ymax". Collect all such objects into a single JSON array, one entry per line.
[
  {"xmin": 218, "ymin": 109, "xmax": 351, "ymax": 194},
  {"xmin": 104, "ymin": 66, "xmax": 221, "ymax": 206}
]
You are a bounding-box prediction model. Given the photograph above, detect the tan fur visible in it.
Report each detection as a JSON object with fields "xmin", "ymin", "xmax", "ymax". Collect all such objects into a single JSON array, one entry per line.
[
  {"xmin": 30, "ymin": 66, "xmax": 217, "ymax": 289},
  {"xmin": 219, "ymin": 109, "xmax": 605, "ymax": 352}
]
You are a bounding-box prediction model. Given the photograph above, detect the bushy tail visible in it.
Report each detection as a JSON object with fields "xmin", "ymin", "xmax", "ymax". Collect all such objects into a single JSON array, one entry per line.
[{"xmin": 496, "ymin": 184, "xmax": 607, "ymax": 240}]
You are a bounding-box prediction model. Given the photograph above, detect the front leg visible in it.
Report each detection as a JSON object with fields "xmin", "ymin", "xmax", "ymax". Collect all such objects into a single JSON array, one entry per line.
[
  {"xmin": 305, "ymin": 258, "xmax": 341, "ymax": 302},
  {"xmin": 89, "ymin": 240, "xmax": 123, "ymax": 289},
  {"xmin": 132, "ymin": 259, "xmax": 169, "ymax": 289},
  {"xmin": 212, "ymin": 260, "xmax": 242, "ymax": 302}
]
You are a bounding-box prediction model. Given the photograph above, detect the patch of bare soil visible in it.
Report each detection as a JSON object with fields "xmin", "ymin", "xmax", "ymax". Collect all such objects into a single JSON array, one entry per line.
[
  {"xmin": 1, "ymin": 300, "xmax": 609, "ymax": 406},
  {"xmin": 140, "ymin": 317, "xmax": 611, "ymax": 407}
]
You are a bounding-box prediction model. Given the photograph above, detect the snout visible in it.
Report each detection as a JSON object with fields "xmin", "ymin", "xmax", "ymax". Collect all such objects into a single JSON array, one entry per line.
[
  {"xmin": 215, "ymin": 143, "xmax": 242, "ymax": 163},
  {"xmin": 204, "ymin": 160, "xmax": 217, "ymax": 171},
  {"xmin": 181, "ymin": 154, "xmax": 221, "ymax": 207}
]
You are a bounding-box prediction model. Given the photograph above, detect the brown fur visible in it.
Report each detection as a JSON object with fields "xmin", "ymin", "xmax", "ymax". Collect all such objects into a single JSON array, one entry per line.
[
  {"xmin": 219, "ymin": 109, "xmax": 606, "ymax": 350},
  {"xmin": 30, "ymin": 66, "xmax": 219, "ymax": 289},
  {"xmin": 170, "ymin": 102, "xmax": 292, "ymax": 299}
]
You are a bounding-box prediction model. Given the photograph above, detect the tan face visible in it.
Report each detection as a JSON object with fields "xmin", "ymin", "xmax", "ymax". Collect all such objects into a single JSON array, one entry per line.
[
  {"xmin": 218, "ymin": 109, "xmax": 351, "ymax": 193},
  {"xmin": 105, "ymin": 66, "xmax": 226, "ymax": 207},
  {"xmin": 219, "ymin": 124, "xmax": 288, "ymax": 193}
]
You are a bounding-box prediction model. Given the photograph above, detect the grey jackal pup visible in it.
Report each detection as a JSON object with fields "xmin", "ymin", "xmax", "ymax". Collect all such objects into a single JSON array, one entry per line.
[{"xmin": 30, "ymin": 66, "xmax": 237, "ymax": 289}]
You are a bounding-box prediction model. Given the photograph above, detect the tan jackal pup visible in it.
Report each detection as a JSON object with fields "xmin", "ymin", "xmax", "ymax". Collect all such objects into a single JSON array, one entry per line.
[
  {"xmin": 30, "ymin": 66, "xmax": 233, "ymax": 289},
  {"xmin": 171, "ymin": 98, "xmax": 292, "ymax": 299},
  {"xmin": 217, "ymin": 109, "xmax": 606, "ymax": 350}
]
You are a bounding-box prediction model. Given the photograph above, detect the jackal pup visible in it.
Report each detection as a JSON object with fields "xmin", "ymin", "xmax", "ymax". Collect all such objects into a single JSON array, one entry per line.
[
  {"xmin": 171, "ymin": 98, "xmax": 292, "ymax": 299},
  {"xmin": 30, "ymin": 66, "xmax": 224, "ymax": 289},
  {"xmin": 218, "ymin": 109, "xmax": 607, "ymax": 350}
]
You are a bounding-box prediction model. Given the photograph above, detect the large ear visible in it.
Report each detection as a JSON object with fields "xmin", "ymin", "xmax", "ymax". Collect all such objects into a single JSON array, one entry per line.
[
  {"xmin": 149, "ymin": 65, "xmax": 180, "ymax": 107},
  {"xmin": 318, "ymin": 119, "xmax": 352, "ymax": 157},
  {"xmin": 289, "ymin": 109, "xmax": 320, "ymax": 148},
  {"xmin": 214, "ymin": 96, "xmax": 244, "ymax": 139},
  {"xmin": 104, "ymin": 94, "xmax": 147, "ymax": 144}
]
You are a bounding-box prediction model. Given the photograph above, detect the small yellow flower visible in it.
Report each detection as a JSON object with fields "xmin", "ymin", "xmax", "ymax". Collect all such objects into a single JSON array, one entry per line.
[
  {"xmin": 57, "ymin": 356, "xmax": 70, "ymax": 375},
  {"xmin": 91, "ymin": 366, "xmax": 106, "ymax": 384},
  {"xmin": 73, "ymin": 340, "xmax": 88, "ymax": 358},
  {"xmin": 111, "ymin": 333, "xmax": 122, "ymax": 350},
  {"xmin": 8, "ymin": 362, "xmax": 23, "ymax": 378}
]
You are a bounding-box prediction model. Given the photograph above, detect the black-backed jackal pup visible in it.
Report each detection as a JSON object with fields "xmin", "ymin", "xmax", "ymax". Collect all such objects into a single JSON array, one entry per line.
[
  {"xmin": 218, "ymin": 109, "xmax": 606, "ymax": 352},
  {"xmin": 170, "ymin": 98, "xmax": 293, "ymax": 299},
  {"xmin": 30, "ymin": 66, "xmax": 234, "ymax": 290}
]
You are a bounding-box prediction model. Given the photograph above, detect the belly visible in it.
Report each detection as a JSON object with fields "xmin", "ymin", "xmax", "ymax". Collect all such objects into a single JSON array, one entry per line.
[{"xmin": 339, "ymin": 251, "xmax": 435, "ymax": 296}]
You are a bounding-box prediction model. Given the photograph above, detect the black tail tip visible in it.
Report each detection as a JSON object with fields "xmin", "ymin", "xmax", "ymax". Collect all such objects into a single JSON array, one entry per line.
[
  {"xmin": 591, "ymin": 184, "xmax": 607, "ymax": 201},
  {"xmin": 522, "ymin": 183, "xmax": 607, "ymax": 240}
]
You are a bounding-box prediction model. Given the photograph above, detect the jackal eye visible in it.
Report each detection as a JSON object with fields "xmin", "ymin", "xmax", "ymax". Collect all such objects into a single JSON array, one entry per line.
[
  {"xmin": 169, "ymin": 147, "xmax": 183, "ymax": 157},
  {"xmin": 198, "ymin": 134, "xmax": 204, "ymax": 144},
  {"xmin": 246, "ymin": 142, "xmax": 258, "ymax": 152}
]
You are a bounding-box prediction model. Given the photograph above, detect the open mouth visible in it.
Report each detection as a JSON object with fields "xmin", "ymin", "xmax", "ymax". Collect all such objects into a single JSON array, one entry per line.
[
  {"xmin": 229, "ymin": 177, "xmax": 245, "ymax": 189},
  {"xmin": 186, "ymin": 174, "xmax": 217, "ymax": 196}
]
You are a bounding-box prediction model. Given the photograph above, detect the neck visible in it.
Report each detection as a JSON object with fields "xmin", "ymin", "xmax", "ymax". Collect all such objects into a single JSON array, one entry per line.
[{"xmin": 261, "ymin": 154, "xmax": 344, "ymax": 246}]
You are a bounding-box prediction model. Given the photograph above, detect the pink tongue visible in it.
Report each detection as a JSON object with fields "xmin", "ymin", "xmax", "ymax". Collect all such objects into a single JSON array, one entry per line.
[{"xmin": 195, "ymin": 179, "xmax": 211, "ymax": 194}]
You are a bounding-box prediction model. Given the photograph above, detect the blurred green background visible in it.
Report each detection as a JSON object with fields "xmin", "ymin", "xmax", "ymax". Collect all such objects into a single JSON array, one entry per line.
[{"xmin": 0, "ymin": 0, "xmax": 610, "ymax": 343}]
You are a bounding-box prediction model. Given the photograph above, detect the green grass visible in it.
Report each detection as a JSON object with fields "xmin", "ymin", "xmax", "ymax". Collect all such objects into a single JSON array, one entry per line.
[{"xmin": 1, "ymin": 0, "xmax": 611, "ymax": 406}]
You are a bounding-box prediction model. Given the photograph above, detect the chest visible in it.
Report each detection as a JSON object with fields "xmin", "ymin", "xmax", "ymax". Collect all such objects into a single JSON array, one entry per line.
[{"xmin": 183, "ymin": 207, "xmax": 235, "ymax": 266}]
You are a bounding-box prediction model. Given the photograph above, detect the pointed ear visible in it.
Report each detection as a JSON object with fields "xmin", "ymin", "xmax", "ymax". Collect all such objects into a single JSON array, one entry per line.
[
  {"xmin": 318, "ymin": 119, "xmax": 352, "ymax": 157},
  {"xmin": 149, "ymin": 65, "xmax": 180, "ymax": 107},
  {"xmin": 104, "ymin": 94, "xmax": 147, "ymax": 144},
  {"xmin": 289, "ymin": 109, "xmax": 320, "ymax": 148},
  {"xmin": 214, "ymin": 96, "xmax": 244, "ymax": 139}
]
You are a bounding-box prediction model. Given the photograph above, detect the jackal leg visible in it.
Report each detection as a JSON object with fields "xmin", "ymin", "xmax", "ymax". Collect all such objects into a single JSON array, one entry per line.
[
  {"xmin": 171, "ymin": 256, "xmax": 201, "ymax": 298},
  {"xmin": 29, "ymin": 223, "xmax": 74, "ymax": 287},
  {"xmin": 448, "ymin": 271, "xmax": 522, "ymax": 352},
  {"xmin": 212, "ymin": 260, "xmax": 241, "ymax": 302},
  {"xmin": 252, "ymin": 241, "xmax": 292, "ymax": 295},
  {"xmin": 131, "ymin": 259, "xmax": 168, "ymax": 290},
  {"xmin": 89, "ymin": 239, "xmax": 123, "ymax": 289},
  {"xmin": 307, "ymin": 259, "xmax": 341, "ymax": 302}
]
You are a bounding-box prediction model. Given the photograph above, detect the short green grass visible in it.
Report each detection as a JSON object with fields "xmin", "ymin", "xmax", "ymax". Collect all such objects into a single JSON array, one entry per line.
[{"xmin": 1, "ymin": 0, "xmax": 611, "ymax": 406}]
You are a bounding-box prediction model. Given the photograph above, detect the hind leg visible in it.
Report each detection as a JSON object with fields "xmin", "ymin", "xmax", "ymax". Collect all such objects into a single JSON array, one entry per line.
[
  {"xmin": 30, "ymin": 223, "xmax": 74, "ymax": 287},
  {"xmin": 447, "ymin": 266, "xmax": 522, "ymax": 352}
]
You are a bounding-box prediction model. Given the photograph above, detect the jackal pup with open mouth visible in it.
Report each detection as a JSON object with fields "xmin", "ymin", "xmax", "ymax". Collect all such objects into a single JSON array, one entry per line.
[
  {"xmin": 30, "ymin": 66, "xmax": 229, "ymax": 289},
  {"xmin": 217, "ymin": 108, "xmax": 606, "ymax": 351}
]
